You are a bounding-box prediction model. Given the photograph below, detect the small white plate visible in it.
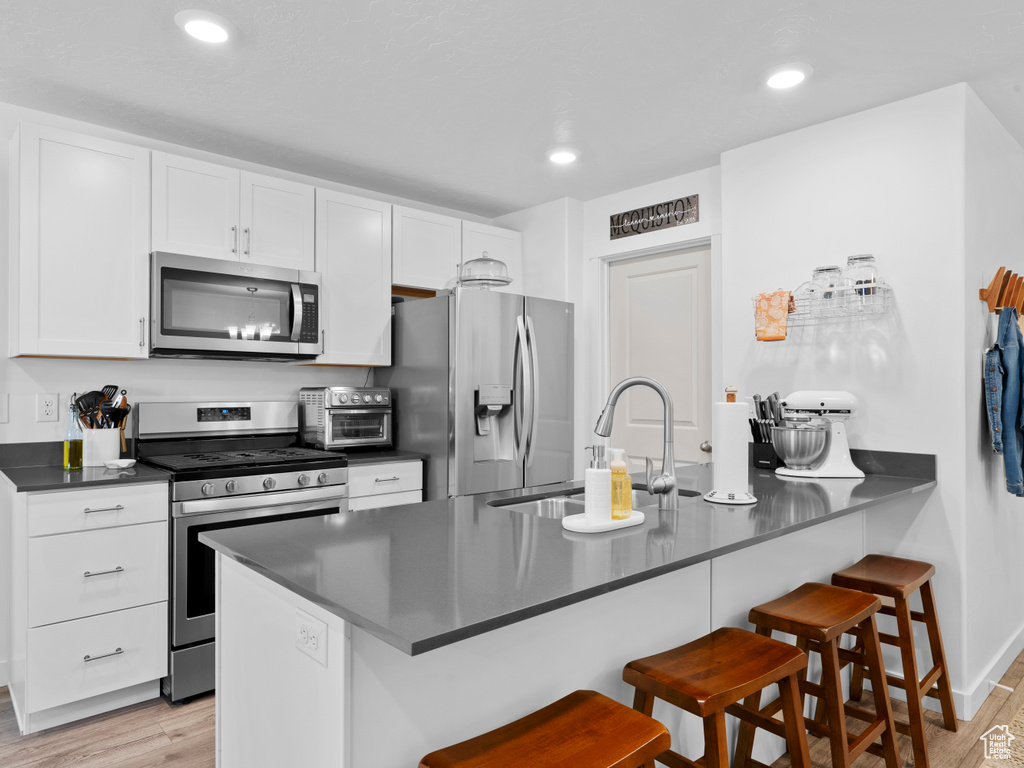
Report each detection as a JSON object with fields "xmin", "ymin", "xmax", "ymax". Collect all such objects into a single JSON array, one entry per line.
[{"xmin": 104, "ymin": 459, "xmax": 136, "ymax": 469}]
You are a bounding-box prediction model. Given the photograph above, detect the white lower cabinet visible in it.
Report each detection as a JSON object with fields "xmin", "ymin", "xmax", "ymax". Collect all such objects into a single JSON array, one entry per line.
[
  {"xmin": 27, "ymin": 602, "xmax": 167, "ymax": 713},
  {"xmin": 348, "ymin": 460, "xmax": 423, "ymax": 511},
  {"xmin": 6, "ymin": 479, "xmax": 169, "ymax": 734}
]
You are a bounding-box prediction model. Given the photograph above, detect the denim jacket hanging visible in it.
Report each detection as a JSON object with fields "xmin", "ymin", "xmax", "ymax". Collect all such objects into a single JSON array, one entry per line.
[{"xmin": 985, "ymin": 307, "xmax": 1024, "ymax": 495}]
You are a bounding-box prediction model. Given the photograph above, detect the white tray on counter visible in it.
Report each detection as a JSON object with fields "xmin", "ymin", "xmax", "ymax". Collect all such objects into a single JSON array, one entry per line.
[{"xmin": 561, "ymin": 510, "xmax": 645, "ymax": 533}]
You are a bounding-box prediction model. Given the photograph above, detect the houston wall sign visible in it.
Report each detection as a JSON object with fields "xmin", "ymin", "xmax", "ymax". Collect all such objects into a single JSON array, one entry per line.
[{"xmin": 609, "ymin": 194, "xmax": 699, "ymax": 240}]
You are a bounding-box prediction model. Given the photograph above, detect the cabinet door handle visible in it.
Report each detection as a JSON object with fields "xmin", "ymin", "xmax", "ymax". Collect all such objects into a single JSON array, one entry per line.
[
  {"xmin": 231, "ymin": 225, "xmax": 238, "ymax": 253},
  {"xmin": 84, "ymin": 566, "xmax": 124, "ymax": 578},
  {"xmin": 84, "ymin": 647, "xmax": 123, "ymax": 663},
  {"xmin": 244, "ymin": 227, "xmax": 251, "ymax": 255},
  {"xmin": 374, "ymin": 476, "xmax": 400, "ymax": 483},
  {"xmin": 139, "ymin": 317, "xmax": 146, "ymax": 348},
  {"xmin": 83, "ymin": 504, "xmax": 124, "ymax": 514}
]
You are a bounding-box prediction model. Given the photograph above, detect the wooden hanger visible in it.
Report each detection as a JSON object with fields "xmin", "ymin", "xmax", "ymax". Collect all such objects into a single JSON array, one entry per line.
[{"xmin": 980, "ymin": 267, "xmax": 1024, "ymax": 314}]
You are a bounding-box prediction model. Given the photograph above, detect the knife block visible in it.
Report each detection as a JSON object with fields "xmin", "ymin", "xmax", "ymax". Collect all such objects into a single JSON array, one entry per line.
[{"xmin": 750, "ymin": 441, "xmax": 782, "ymax": 470}]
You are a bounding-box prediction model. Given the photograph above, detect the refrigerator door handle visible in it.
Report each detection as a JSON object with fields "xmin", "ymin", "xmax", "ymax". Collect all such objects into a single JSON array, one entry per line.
[
  {"xmin": 524, "ymin": 315, "xmax": 541, "ymax": 467},
  {"xmin": 514, "ymin": 314, "xmax": 532, "ymax": 464}
]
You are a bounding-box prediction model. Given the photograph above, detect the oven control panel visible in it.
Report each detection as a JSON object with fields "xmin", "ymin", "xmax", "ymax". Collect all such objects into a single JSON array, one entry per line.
[
  {"xmin": 173, "ymin": 467, "xmax": 349, "ymax": 503},
  {"xmin": 197, "ymin": 406, "xmax": 251, "ymax": 422},
  {"xmin": 328, "ymin": 387, "xmax": 391, "ymax": 408}
]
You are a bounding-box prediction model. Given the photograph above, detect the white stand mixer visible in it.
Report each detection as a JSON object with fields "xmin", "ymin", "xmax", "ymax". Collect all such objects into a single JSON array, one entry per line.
[{"xmin": 775, "ymin": 391, "xmax": 865, "ymax": 479}]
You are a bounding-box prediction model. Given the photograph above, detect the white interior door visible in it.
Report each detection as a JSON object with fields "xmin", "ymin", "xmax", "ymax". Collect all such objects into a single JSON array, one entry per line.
[{"xmin": 608, "ymin": 246, "xmax": 712, "ymax": 471}]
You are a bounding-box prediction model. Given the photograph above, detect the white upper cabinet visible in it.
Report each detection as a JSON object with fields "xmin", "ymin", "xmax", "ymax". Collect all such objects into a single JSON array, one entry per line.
[
  {"xmin": 10, "ymin": 123, "xmax": 150, "ymax": 359},
  {"xmin": 392, "ymin": 206, "xmax": 461, "ymax": 290},
  {"xmin": 152, "ymin": 152, "xmax": 314, "ymax": 271},
  {"xmin": 152, "ymin": 153, "xmax": 240, "ymax": 260},
  {"xmin": 461, "ymin": 221, "xmax": 523, "ymax": 295},
  {"xmin": 315, "ymin": 190, "xmax": 392, "ymax": 366},
  {"xmin": 240, "ymin": 171, "xmax": 315, "ymax": 271}
]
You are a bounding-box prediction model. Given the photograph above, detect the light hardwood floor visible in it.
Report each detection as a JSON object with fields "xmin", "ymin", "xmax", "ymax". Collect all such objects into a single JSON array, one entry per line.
[
  {"xmin": 0, "ymin": 650, "xmax": 1020, "ymax": 768},
  {"xmin": 0, "ymin": 688, "xmax": 214, "ymax": 767},
  {"xmin": 770, "ymin": 648, "xmax": 1024, "ymax": 768}
]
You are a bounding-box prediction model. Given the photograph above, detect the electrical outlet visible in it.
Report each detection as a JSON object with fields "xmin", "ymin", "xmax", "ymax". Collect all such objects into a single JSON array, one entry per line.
[
  {"xmin": 36, "ymin": 393, "xmax": 59, "ymax": 422},
  {"xmin": 296, "ymin": 609, "xmax": 328, "ymax": 666}
]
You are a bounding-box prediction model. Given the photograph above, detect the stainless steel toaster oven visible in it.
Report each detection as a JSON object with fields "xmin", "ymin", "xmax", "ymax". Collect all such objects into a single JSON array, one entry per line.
[{"xmin": 299, "ymin": 387, "xmax": 393, "ymax": 449}]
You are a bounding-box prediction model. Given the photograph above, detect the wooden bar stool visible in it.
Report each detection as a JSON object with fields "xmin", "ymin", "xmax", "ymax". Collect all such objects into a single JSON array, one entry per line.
[
  {"xmin": 741, "ymin": 582, "xmax": 901, "ymax": 768},
  {"xmin": 622, "ymin": 627, "xmax": 812, "ymax": 768},
  {"xmin": 832, "ymin": 555, "xmax": 958, "ymax": 768},
  {"xmin": 418, "ymin": 689, "xmax": 670, "ymax": 768}
]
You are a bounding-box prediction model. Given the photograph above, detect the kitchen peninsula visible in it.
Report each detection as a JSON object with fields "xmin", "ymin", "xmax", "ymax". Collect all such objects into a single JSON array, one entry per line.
[{"xmin": 202, "ymin": 453, "xmax": 935, "ymax": 768}]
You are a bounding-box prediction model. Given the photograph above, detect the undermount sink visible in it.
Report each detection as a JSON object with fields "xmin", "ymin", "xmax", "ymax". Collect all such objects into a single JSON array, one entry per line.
[{"xmin": 490, "ymin": 486, "xmax": 701, "ymax": 519}]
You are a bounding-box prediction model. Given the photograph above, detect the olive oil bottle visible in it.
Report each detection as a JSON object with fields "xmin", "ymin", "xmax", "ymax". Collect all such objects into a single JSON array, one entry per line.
[{"xmin": 63, "ymin": 399, "xmax": 83, "ymax": 472}]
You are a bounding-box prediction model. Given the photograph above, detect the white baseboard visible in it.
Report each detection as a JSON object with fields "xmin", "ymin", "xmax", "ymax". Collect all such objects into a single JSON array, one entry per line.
[
  {"xmin": 870, "ymin": 620, "xmax": 1024, "ymax": 721},
  {"xmin": 960, "ymin": 620, "xmax": 1024, "ymax": 720}
]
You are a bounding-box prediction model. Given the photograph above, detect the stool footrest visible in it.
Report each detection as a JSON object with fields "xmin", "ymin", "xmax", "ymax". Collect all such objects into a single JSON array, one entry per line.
[
  {"xmin": 920, "ymin": 663, "xmax": 943, "ymax": 697},
  {"xmin": 837, "ymin": 647, "xmax": 866, "ymax": 666},
  {"xmin": 877, "ymin": 604, "xmax": 927, "ymax": 623},
  {"xmin": 877, "ymin": 631, "xmax": 902, "ymax": 646},
  {"xmin": 848, "ymin": 719, "xmax": 887, "ymax": 760},
  {"xmin": 725, "ymin": 702, "xmax": 788, "ymax": 740},
  {"xmin": 656, "ymin": 748, "xmax": 700, "ymax": 768},
  {"xmin": 844, "ymin": 704, "xmax": 878, "ymax": 724}
]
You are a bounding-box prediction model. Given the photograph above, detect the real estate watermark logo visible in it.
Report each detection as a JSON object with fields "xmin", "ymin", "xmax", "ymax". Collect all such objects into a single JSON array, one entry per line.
[{"xmin": 981, "ymin": 725, "xmax": 1015, "ymax": 759}]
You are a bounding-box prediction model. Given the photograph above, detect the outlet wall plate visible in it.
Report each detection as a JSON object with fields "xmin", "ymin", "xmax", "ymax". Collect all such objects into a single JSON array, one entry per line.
[
  {"xmin": 295, "ymin": 609, "xmax": 328, "ymax": 666},
  {"xmin": 36, "ymin": 393, "xmax": 58, "ymax": 422}
]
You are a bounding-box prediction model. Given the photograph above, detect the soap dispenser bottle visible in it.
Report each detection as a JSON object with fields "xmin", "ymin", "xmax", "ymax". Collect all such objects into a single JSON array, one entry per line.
[
  {"xmin": 609, "ymin": 448, "xmax": 632, "ymax": 519},
  {"xmin": 584, "ymin": 445, "xmax": 612, "ymax": 524}
]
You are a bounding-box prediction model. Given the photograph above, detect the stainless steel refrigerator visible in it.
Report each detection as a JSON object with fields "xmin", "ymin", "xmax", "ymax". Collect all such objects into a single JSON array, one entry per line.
[{"xmin": 382, "ymin": 287, "xmax": 574, "ymax": 500}]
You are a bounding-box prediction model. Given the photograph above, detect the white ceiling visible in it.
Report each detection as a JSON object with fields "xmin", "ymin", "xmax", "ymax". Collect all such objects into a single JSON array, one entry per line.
[{"xmin": 1, "ymin": 1, "xmax": 1023, "ymax": 218}]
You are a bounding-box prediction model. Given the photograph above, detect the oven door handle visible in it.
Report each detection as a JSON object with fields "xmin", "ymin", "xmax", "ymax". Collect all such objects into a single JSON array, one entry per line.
[{"xmin": 175, "ymin": 484, "xmax": 349, "ymax": 517}]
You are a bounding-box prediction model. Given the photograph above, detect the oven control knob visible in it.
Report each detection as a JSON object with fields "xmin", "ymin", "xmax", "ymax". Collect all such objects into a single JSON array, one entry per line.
[
  {"xmin": 263, "ymin": 477, "xmax": 277, "ymax": 490},
  {"xmin": 375, "ymin": 394, "xmax": 383, "ymax": 403},
  {"xmin": 201, "ymin": 483, "xmax": 215, "ymax": 496},
  {"xmin": 225, "ymin": 480, "xmax": 237, "ymax": 493},
  {"xmin": 351, "ymin": 394, "xmax": 361, "ymax": 404},
  {"xmin": 338, "ymin": 394, "xmax": 348, "ymax": 403},
  {"xmin": 317, "ymin": 472, "xmax": 329, "ymax": 485},
  {"xmin": 297, "ymin": 474, "xmax": 310, "ymax": 486}
]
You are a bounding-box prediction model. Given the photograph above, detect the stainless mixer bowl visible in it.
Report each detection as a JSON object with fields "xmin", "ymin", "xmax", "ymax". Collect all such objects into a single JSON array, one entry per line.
[{"xmin": 771, "ymin": 421, "xmax": 829, "ymax": 470}]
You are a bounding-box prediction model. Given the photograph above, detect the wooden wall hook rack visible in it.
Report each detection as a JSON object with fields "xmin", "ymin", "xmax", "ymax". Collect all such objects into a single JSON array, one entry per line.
[{"xmin": 980, "ymin": 267, "xmax": 1024, "ymax": 314}]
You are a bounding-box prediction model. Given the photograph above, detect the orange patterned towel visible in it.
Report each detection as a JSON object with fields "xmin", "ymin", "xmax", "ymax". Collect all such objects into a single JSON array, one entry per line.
[{"xmin": 754, "ymin": 290, "xmax": 791, "ymax": 341}]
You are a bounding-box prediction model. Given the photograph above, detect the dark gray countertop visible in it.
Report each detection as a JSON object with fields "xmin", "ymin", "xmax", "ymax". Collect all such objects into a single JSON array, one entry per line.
[
  {"xmin": 343, "ymin": 449, "xmax": 428, "ymax": 466},
  {"xmin": 1, "ymin": 462, "xmax": 170, "ymax": 492},
  {"xmin": 201, "ymin": 456, "xmax": 935, "ymax": 656}
]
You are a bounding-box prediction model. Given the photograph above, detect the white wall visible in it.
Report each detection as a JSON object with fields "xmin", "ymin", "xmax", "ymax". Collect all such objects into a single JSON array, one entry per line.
[
  {"xmin": 719, "ymin": 82, "xmax": 1024, "ymax": 718},
  {"xmin": 962, "ymin": 87, "xmax": 1024, "ymax": 704}
]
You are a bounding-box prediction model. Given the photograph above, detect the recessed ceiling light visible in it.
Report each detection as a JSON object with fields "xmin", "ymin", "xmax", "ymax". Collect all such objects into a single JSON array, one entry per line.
[
  {"xmin": 175, "ymin": 10, "xmax": 233, "ymax": 44},
  {"xmin": 765, "ymin": 63, "xmax": 813, "ymax": 90},
  {"xmin": 547, "ymin": 149, "xmax": 578, "ymax": 165}
]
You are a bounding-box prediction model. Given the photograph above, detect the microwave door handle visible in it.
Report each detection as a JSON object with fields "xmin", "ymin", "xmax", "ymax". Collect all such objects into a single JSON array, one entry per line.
[{"xmin": 290, "ymin": 284, "xmax": 302, "ymax": 342}]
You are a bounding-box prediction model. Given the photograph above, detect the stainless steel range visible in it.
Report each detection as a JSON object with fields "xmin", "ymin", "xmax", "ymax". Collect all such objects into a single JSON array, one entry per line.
[{"xmin": 134, "ymin": 401, "xmax": 349, "ymax": 702}]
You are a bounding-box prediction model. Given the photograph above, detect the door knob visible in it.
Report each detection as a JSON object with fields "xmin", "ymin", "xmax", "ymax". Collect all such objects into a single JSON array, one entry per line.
[{"xmin": 699, "ymin": 441, "xmax": 712, "ymax": 453}]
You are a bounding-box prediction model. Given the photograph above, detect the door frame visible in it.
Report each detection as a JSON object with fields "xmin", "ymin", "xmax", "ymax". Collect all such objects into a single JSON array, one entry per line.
[{"xmin": 596, "ymin": 234, "xmax": 723, "ymax": 464}]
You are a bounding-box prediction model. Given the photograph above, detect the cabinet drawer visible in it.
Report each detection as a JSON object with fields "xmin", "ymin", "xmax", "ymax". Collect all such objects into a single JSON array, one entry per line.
[
  {"xmin": 348, "ymin": 489, "xmax": 423, "ymax": 511},
  {"xmin": 28, "ymin": 522, "xmax": 168, "ymax": 627},
  {"xmin": 27, "ymin": 483, "xmax": 167, "ymax": 537},
  {"xmin": 348, "ymin": 461, "xmax": 422, "ymax": 497},
  {"xmin": 27, "ymin": 601, "xmax": 167, "ymax": 713}
]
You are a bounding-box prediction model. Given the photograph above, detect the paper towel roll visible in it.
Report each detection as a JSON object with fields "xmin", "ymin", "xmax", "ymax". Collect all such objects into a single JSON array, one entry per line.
[{"xmin": 706, "ymin": 401, "xmax": 757, "ymax": 504}]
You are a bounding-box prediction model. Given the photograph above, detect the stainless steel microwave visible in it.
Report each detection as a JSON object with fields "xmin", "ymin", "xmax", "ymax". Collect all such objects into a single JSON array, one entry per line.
[{"xmin": 150, "ymin": 252, "xmax": 322, "ymax": 361}]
